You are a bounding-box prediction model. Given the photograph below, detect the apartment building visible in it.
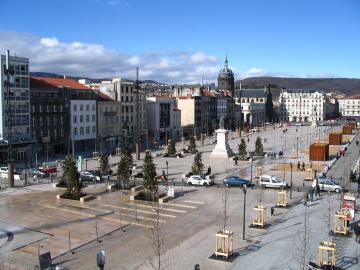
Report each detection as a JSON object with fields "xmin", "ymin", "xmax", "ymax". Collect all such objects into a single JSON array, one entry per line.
[
  {"xmin": 0, "ymin": 53, "xmax": 32, "ymax": 161},
  {"xmin": 279, "ymin": 89, "xmax": 336, "ymax": 123},
  {"xmin": 146, "ymin": 97, "xmax": 181, "ymax": 144},
  {"xmin": 338, "ymin": 96, "xmax": 360, "ymax": 119}
]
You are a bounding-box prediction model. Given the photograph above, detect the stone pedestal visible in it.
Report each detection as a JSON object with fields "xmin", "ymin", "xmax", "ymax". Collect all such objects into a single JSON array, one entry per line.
[{"xmin": 210, "ymin": 129, "xmax": 234, "ymax": 158}]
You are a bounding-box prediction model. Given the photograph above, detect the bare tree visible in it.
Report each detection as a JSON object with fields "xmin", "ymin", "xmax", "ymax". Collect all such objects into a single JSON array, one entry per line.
[
  {"xmin": 148, "ymin": 193, "xmax": 167, "ymax": 270},
  {"xmin": 257, "ymin": 185, "xmax": 264, "ymax": 207},
  {"xmin": 291, "ymin": 207, "xmax": 311, "ymax": 270},
  {"xmin": 324, "ymin": 191, "xmax": 332, "ymax": 237},
  {"xmin": 222, "ymin": 188, "xmax": 229, "ymax": 231}
]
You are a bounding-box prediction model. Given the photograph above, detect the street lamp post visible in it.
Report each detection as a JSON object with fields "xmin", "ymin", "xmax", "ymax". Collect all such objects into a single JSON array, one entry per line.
[
  {"xmin": 296, "ymin": 136, "xmax": 299, "ymax": 157},
  {"xmin": 249, "ymin": 158, "xmax": 253, "ymax": 187},
  {"xmin": 166, "ymin": 160, "xmax": 168, "ymax": 180},
  {"xmin": 242, "ymin": 185, "xmax": 247, "ymax": 240},
  {"xmin": 290, "ymin": 162, "xmax": 293, "ymax": 199}
]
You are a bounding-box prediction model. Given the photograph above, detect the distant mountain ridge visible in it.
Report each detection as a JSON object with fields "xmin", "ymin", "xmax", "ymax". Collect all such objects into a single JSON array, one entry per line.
[{"xmin": 235, "ymin": 77, "xmax": 360, "ymax": 96}]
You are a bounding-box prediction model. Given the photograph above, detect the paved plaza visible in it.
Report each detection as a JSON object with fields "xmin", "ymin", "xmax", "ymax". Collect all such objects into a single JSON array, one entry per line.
[{"xmin": 0, "ymin": 124, "xmax": 359, "ymax": 270}]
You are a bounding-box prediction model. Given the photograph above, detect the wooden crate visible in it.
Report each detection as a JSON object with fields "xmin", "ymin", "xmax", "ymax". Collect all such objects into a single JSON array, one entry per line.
[
  {"xmin": 215, "ymin": 230, "xmax": 234, "ymax": 258},
  {"xmin": 277, "ymin": 190, "xmax": 288, "ymax": 207},
  {"xmin": 334, "ymin": 211, "xmax": 349, "ymax": 235},
  {"xmin": 319, "ymin": 241, "xmax": 336, "ymax": 267},
  {"xmin": 252, "ymin": 205, "xmax": 267, "ymax": 227},
  {"xmin": 328, "ymin": 132, "xmax": 342, "ymax": 145},
  {"xmin": 309, "ymin": 143, "xmax": 329, "ymax": 161}
]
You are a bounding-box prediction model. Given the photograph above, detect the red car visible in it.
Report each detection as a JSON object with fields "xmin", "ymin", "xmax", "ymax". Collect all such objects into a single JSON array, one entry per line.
[{"xmin": 39, "ymin": 166, "xmax": 57, "ymax": 174}]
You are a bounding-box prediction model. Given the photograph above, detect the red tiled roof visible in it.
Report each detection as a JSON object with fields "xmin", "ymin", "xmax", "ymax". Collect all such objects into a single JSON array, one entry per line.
[
  {"xmin": 30, "ymin": 77, "xmax": 91, "ymax": 90},
  {"xmin": 95, "ymin": 91, "xmax": 114, "ymax": 101}
]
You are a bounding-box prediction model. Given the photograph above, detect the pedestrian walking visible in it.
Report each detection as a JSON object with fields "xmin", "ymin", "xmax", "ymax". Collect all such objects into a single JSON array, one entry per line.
[
  {"xmin": 316, "ymin": 178, "xmax": 321, "ymax": 197},
  {"xmin": 301, "ymin": 162, "xmax": 305, "ymax": 171},
  {"xmin": 297, "ymin": 161, "xmax": 301, "ymax": 171},
  {"xmin": 234, "ymin": 155, "xmax": 238, "ymax": 166},
  {"xmin": 354, "ymin": 223, "xmax": 360, "ymax": 243},
  {"xmin": 303, "ymin": 190, "xmax": 309, "ymax": 206},
  {"xmin": 311, "ymin": 179, "xmax": 317, "ymax": 201},
  {"xmin": 33, "ymin": 174, "xmax": 38, "ymax": 183},
  {"xmin": 207, "ymin": 166, "xmax": 211, "ymax": 176}
]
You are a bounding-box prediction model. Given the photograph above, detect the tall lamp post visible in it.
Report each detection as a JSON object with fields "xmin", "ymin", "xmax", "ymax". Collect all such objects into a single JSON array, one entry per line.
[
  {"xmin": 296, "ymin": 136, "xmax": 299, "ymax": 157},
  {"xmin": 242, "ymin": 185, "xmax": 247, "ymax": 240},
  {"xmin": 289, "ymin": 162, "xmax": 293, "ymax": 199},
  {"xmin": 5, "ymin": 50, "xmax": 14, "ymax": 188}
]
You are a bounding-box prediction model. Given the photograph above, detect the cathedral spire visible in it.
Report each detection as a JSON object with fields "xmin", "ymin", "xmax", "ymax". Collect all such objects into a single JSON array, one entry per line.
[{"xmin": 224, "ymin": 51, "xmax": 228, "ymax": 68}]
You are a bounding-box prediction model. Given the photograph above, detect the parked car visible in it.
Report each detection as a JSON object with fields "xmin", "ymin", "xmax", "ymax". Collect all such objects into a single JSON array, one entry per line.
[
  {"xmin": 223, "ymin": 176, "xmax": 251, "ymax": 187},
  {"xmin": 79, "ymin": 171, "xmax": 101, "ymax": 182},
  {"xmin": 30, "ymin": 168, "xmax": 50, "ymax": 178},
  {"xmin": 318, "ymin": 179, "xmax": 342, "ymax": 193},
  {"xmin": 249, "ymin": 127, "xmax": 259, "ymax": 133},
  {"xmin": 187, "ymin": 175, "xmax": 213, "ymax": 186},
  {"xmin": 258, "ymin": 175, "xmax": 288, "ymax": 189}
]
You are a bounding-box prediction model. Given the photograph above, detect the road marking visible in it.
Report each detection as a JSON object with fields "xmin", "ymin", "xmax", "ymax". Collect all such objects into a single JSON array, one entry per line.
[
  {"xmin": 166, "ymin": 202, "xmax": 196, "ymax": 209},
  {"xmin": 121, "ymin": 202, "xmax": 187, "ymax": 213},
  {"xmin": 42, "ymin": 205, "xmax": 154, "ymax": 228},
  {"xmin": 183, "ymin": 200, "xmax": 205, "ymax": 205},
  {"xmin": 59, "ymin": 202, "xmax": 167, "ymax": 222},
  {"xmin": 98, "ymin": 203, "xmax": 174, "ymax": 219}
]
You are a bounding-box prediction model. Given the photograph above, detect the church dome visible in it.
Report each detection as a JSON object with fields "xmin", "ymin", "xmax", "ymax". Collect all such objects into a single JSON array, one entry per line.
[{"xmin": 218, "ymin": 55, "xmax": 234, "ymax": 77}]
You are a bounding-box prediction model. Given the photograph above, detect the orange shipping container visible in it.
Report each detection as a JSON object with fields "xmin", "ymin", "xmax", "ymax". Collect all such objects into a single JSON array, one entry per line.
[
  {"xmin": 309, "ymin": 143, "xmax": 329, "ymax": 161},
  {"xmin": 329, "ymin": 132, "xmax": 342, "ymax": 145}
]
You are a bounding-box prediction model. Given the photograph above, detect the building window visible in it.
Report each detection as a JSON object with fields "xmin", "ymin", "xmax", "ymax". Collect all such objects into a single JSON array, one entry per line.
[
  {"xmin": 73, "ymin": 115, "xmax": 77, "ymax": 123},
  {"xmin": 46, "ymin": 105, "xmax": 50, "ymax": 112},
  {"xmin": 32, "ymin": 117, "xmax": 36, "ymax": 126},
  {"xmin": 39, "ymin": 105, "xmax": 42, "ymax": 113},
  {"xmin": 92, "ymin": 104, "xmax": 95, "ymax": 111},
  {"xmin": 80, "ymin": 115, "xmax": 83, "ymax": 123},
  {"xmin": 54, "ymin": 116, "xmax": 57, "ymax": 125},
  {"xmin": 47, "ymin": 116, "xmax": 50, "ymax": 125},
  {"xmin": 80, "ymin": 127, "xmax": 84, "ymax": 135},
  {"xmin": 73, "ymin": 104, "xmax": 77, "ymax": 111},
  {"xmin": 92, "ymin": 115, "xmax": 95, "ymax": 122},
  {"xmin": 39, "ymin": 117, "xmax": 43, "ymax": 126},
  {"xmin": 54, "ymin": 129, "xmax": 57, "ymax": 139},
  {"xmin": 74, "ymin": 127, "xmax": 77, "ymax": 135},
  {"xmin": 53, "ymin": 105, "xmax": 57, "ymax": 112},
  {"xmin": 60, "ymin": 128, "xmax": 64, "ymax": 137},
  {"xmin": 92, "ymin": 126, "xmax": 96, "ymax": 133},
  {"xmin": 80, "ymin": 105, "xmax": 83, "ymax": 111},
  {"xmin": 86, "ymin": 104, "xmax": 90, "ymax": 111},
  {"xmin": 86, "ymin": 115, "xmax": 89, "ymax": 122},
  {"xmin": 86, "ymin": 126, "xmax": 90, "ymax": 134},
  {"xmin": 60, "ymin": 105, "xmax": 63, "ymax": 112},
  {"xmin": 32, "ymin": 130, "xmax": 36, "ymax": 139},
  {"xmin": 32, "ymin": 105, "xmax": 35, "ymax": 113},
  {"xmin": 60, "ymin": 116, "xmax": 63, "ymax": 125}
]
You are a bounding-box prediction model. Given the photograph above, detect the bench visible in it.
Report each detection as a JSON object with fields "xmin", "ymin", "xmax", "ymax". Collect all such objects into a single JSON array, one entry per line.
[
  {"xmin": 80, "ymin": 195, "xmax": 96, "ymax": 203},
  {"xmin": 159, "ymin": 195, "xmax": 171, "ymax": 204},
  {"xmin": 131, "ymin": 185, "xmax": 144, "ymax": 193}
]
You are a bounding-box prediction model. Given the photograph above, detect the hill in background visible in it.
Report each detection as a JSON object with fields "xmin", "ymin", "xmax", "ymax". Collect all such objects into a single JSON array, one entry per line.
[{"xmin": 235, "ymin": 77, "xmax": 360, "ymax": 98}]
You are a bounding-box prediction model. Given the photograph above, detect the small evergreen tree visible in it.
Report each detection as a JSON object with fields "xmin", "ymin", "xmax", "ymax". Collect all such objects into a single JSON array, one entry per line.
[
  {"xmin": 188, "ymin": 136, "xmax": 197, "ymax": 154},
  {"xmin": 62, "ymin": 154, "xmax": 82, "ymax": 199},
  {"xmin": 117, "ymin": 152, "xmax": 131, "ymax": 189},
  {"xmin": 255, "ymin": 137, "xmax": 264, "ymax": 156},
  {"xmin": 167, "ymin": 139, "xmax": 176, "ymax": 157},
  {"xmin": 191, "ymin": 152, "xmax": 204, "ymax": 176},
  {"xmin": 143, "ymin": 151, "xmax": 158, "ymax": 194},
  {"xmin": 99, "ymin": 154, "xmax": 109, "ymax": 176},
  {"xmin": 238, "ymin": 138, "xmax": 247, "ymax": 158},
  {"xmin": 124, "ymin": 148, "xmax": 133, "ymax": 168}
]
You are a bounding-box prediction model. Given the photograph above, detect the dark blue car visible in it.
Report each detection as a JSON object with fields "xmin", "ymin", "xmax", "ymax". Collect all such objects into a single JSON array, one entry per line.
[{"xmin": 223, "ymin": 176, "xmax": 251, "ymax": 187}]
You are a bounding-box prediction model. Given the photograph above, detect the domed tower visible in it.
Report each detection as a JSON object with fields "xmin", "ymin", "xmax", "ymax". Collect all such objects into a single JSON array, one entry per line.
[{"xmin": 217, "ymin": 54, "xmax": 234, "ymax": 95}]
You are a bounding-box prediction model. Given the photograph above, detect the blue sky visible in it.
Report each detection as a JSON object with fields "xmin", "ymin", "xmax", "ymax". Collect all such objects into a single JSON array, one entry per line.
[{"xmin": 1, "ymin": 0, "xmax": 359, "ymax": 82}]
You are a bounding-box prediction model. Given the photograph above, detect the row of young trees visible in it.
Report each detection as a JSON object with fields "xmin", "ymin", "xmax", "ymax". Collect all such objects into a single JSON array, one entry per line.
[{"xmin": 238, "ymin": 137, "xmax": 264, "ymax": 158}]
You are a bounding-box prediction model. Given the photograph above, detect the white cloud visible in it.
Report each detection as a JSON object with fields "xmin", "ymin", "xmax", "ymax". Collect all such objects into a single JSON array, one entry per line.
[
  {"xmin": 0, "ymin": 32, "xmax": 221, "ymax": 84},
  {"xmin": 238, "ymin": 67, "xmax": 290, "ymax": 79}
]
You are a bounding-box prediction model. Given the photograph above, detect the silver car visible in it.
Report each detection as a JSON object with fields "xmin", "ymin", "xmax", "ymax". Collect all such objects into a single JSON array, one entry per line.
[{"xmin": 318, "ymin": 179, "xmax": 342, "ymax": 193}]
